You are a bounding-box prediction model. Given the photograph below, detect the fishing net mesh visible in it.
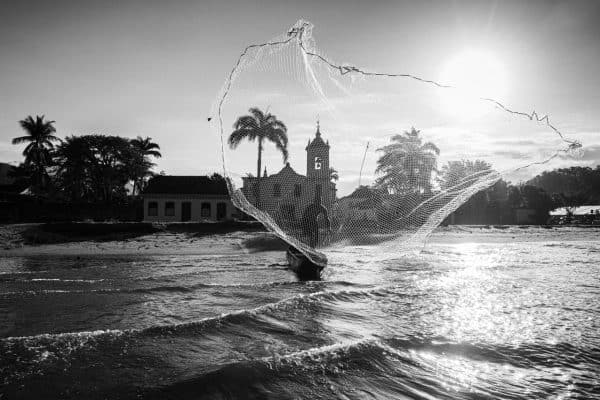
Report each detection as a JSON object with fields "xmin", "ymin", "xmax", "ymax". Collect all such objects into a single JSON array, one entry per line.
[{"xmin": 210, "ymin": 20, "xmax": 581, "ymax": 266}]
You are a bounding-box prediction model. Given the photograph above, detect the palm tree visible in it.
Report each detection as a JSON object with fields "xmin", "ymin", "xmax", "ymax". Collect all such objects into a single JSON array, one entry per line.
[
  {"xmin": 131, "ymin": 136, "xmax": 162, "ymax": 159},
  {"xmin": 12, "ymin": 115, "xmax": 60, "ymax": 192},
  {"xmin": 329, "ymin": 167, "xmax": 339, "ymax": 182},
  {"xmin": 375, "ymin": 127, "xmax": 440, "ymax": 195},
  {"xmin": 130, "ymin": 136, "xmax": 162, "ymax": 195},
  {"xmin": 228, "ymin": 107, "xmax": 288, "ymax": 207},
  {"xmin": 439, "ymin": 159, "xmax": 492, "ymax": 190}
]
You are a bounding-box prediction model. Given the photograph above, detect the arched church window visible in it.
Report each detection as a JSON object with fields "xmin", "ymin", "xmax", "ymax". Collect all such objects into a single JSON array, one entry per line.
[
  {"xmin": 314, "ymin": 157, "xmax": 322, "ymax": 170},
  {"xmin": 273, "ymin": 183, "xmax": 281, "ymax": 197}
]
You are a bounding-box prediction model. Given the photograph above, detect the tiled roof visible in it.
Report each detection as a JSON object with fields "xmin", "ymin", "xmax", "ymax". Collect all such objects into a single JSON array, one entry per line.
[
  {"xmin": 143, "ymin": 176, "xmax": 228, "ymax": 195},
  {"xmin": 346, "ymin": 186, "xmax": 385, "ymax": 199},
  {"xmin": 306, "ymin": 124, "xmax": 329, "ymax": 149},
  {"xmin": 242, "ymin": 163, "xmax": 305, "ymax": 180}
]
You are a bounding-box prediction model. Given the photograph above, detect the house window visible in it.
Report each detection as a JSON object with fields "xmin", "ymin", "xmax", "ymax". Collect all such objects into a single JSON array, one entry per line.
[
  {"xmin": 273, "ymin": 183, "xmax": 281, "ymax": 197},
  {"xmin": 314, "ymin": 157, "xmax": 322, "ymax": 170},
  {"xmin": 165, "ymin": 201, "xmax": 175, "ymax": 217},
  {"xmin": 201, "ymin": 202, "xmax": 211, "ymax": 218},
  {"xmin": 148, "ymin": 201, "xmax": 158, "ymax": 217},
  {"xmin": 294, "ymin": 184, "xmax": 301, "ymax": 197},
  {"xmin": 217, "ymin": 202, "xmax": 227, "ymax": 220}
]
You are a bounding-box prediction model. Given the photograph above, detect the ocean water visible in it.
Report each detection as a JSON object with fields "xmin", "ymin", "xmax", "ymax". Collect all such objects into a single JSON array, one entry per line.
[{"xmin": 1, "ymin": 231, "xmax": 599, "ymax": 399}]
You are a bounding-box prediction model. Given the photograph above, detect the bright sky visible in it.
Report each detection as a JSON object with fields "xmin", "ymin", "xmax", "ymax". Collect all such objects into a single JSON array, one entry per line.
[{"xmin": 1, "ymin": 0, "xmax": 599, "ymax": 195}]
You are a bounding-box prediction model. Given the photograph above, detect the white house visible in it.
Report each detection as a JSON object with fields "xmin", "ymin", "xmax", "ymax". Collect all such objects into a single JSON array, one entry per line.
[
  {"xmin": 550, "ymin": 205, "xmax": 600, "ymax": 216},
  {"xmin": 142, "ymin": 175, "xmax": 237, "ymax": 222}
]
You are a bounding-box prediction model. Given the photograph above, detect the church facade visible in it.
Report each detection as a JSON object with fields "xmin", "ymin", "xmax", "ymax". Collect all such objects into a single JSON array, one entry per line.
[{"xmin": 241, "ymin": 123, "xmax": 336, "ymax": 224}]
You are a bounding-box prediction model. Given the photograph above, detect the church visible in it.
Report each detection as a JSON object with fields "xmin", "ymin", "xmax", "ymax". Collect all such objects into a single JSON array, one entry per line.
[{"xmin": 241, "ymin": 122, "xmax": 336, "ymax": 224}]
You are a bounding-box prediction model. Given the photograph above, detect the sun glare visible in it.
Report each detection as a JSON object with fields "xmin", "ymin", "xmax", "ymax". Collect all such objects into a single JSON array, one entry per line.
[{"xmin": 439, "ymin": 49, "xmax": 508, "ymax": 119}]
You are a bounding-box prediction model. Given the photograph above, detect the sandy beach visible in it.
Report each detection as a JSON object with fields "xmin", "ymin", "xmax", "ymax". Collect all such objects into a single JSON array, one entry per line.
[{"xmin": 1, "ymin": 223, "xmax": 598, "ymax": 257}]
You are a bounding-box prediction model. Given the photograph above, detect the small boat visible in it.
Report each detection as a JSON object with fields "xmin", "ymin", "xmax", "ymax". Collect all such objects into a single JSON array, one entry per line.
[{"xmin": 286, "ymin": 246, "xmax": 325, "ymax": 280}]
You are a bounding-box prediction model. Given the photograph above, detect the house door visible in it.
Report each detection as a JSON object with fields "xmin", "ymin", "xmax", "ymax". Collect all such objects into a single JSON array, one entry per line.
[
  {"xmin": 217, "ymin": 202, "xmax": 227, "ymax": 221},
  {"xmin": 181, "ymin": 202, "xmax": 192, "ymax": 222}
]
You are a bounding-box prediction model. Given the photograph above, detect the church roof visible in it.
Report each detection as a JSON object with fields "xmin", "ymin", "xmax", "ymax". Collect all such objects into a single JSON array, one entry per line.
[
  {"xmin": 272, "ymin": 163, "xmax": 304, "ymax": 179},
  {"xmin": 346, "ymin": 186, "xmax": 385, "ymax": 199},
  {"xmin": 242, "ymin": 162, "xmax": 305, "ymax": 181},
  {"xmin": 306, "ymin": 122, "xmax": 329, "ymax": 149}
]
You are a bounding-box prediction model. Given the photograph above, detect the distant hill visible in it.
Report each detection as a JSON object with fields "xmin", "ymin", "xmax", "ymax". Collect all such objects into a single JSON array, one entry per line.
[{"xmin": 527, "ymin": 166, "xmax": 600, "ymax": 204}]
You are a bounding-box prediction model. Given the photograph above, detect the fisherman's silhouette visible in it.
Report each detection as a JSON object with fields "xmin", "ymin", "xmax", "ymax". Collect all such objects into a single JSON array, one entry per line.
[{"xmin": 302, "ymin": 192, "xmax": 331, "ymax": 247}]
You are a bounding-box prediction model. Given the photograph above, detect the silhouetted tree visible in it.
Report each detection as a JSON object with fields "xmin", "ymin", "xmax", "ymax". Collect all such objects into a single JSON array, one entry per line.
[
  {"xmin": 88, "ymin": 135, "xmax": 136, "ymax": 203},
  {"xmin": 130, "ymin": 136, "xmax": 162, "ymax": 196},
  {"xmin": 7, "ymin": 163, "xmax": 34, "ymax": 192},
  {"xmin": 228, "ymin": 107, "xmax": 288, "ymax": 207},
  {"xmin": 375, "ymin": 127, "xmax": 439, "ymax": 195},
  {"xmin": 11, "ymin": 115, "xmax": 59, "ymax": 193},
  {"xmin": 519, "ymin": 185, "xmax": 554, "ymax": 223},
  {"xmin": 507, "ymin": 185, "xmax": 522, "ymax": 209},
  {"xmin": 329, "ymin": 167, "xmax": 339, "ymax": 182},
  {"xmin": 54, "ymin": 135, "xmax": 134, "ymax": 203},
  {"xmin": 54, "ymin": 136, "xmax": 94, "ymax": 201},
  {"xmin": 528, "ymin": 167, "xmax": 594, "ymax": 196},
  {"xmin": 527, "ymin": 166, "xmax": 600, "ymax": 207},
  {"xmin": 210, "ymin": 172, "xmax": 227, "ymax": 184},
  {"xmin": 439, "ymin": 159, "xmax": 492, "ymax": 190}
]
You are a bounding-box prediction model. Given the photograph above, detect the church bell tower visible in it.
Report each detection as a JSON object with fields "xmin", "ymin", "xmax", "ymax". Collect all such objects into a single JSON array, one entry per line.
[{"xmin": 306, "ymin": 120, "xmax": 330, "ymax": 180}]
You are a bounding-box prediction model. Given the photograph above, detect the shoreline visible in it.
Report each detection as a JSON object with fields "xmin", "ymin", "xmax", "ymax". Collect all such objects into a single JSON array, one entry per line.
[{"xmin": 0, "ymin": 222, "xmax": 598, "ymax": 257}]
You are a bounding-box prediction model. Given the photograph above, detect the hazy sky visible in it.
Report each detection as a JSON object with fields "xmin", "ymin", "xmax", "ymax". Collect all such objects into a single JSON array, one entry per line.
[{"xmin": 1, "ymin": 0, "xmax": 599, "ymax": 194}]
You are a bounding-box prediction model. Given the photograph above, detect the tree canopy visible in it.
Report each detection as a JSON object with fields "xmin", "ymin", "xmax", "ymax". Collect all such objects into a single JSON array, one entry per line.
[
  {"xmin": 12, "ymin": 115, "xmax": 60, "ymax": 192},
  {"xmin": 527, "ymin": 166, "xmax": 600, "ymax": 205},
  {"xmin": 11, "ymin": 116, "xmax": 162, "ymax": 203},
  {"xmin": 375, "ymin": 127, "xmax": 439, "ymax": 195},
  {"xmin": 439, "ymin": 159, "xmax": 492, "ymax": 190},
  {"xmin": 228, "ymin": 107, "xmax": 288, "ymax": 206}
]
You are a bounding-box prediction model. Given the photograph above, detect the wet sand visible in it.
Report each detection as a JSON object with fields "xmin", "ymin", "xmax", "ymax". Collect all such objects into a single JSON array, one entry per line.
[{"xmin": 1, "ymin": 223, "xmax": 598, "ymax": 257}]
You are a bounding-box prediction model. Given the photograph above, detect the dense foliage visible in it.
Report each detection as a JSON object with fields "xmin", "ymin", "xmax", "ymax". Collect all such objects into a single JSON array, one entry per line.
[
  {"xmin": 375, "ymin": 127, "xmax": 439, "ymax": 195},
  {"xmin": 11, "ymin": 114, "xmax": 598, "ymax": 223},
  {"xmin": 373, "ymin": 128, "xmax": 598, "ymax": 224},
  {"xmin": 11, "ymin": 115, "xmax": 161, "ymax": 203},
  {"xmin": 527, "ymin": 166, "xmax": 600, "ymax": 206},
  {"xmin": 11, "ymin": 115, "xmax": 60, "ymax": 193}
]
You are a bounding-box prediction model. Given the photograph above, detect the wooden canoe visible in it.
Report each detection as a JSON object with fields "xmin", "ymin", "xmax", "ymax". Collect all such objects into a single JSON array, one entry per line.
[{"xmin": 286, "ymin": 246, "xmax": 325, "ymax": 280}]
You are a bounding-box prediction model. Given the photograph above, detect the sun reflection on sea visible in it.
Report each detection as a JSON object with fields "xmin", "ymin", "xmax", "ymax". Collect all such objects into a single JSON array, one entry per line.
[
  {"xmin": 404, "ymin": 240, "xmax": 593, "ymax": 398},
  {"xmin": 426, "ymin": 242, "xmax": 527, "ymax": 344}
]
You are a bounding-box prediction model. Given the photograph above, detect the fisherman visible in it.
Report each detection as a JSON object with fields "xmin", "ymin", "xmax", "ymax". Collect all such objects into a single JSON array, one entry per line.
[{"xmin": 302, "ymin": 191, "xmax": 331, "ymax": 248}]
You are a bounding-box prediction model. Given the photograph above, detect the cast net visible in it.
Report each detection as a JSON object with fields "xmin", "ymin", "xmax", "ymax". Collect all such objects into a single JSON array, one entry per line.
[{"xmin": 209, "ymin": 20, "xmax": 581, "ymax": 266}]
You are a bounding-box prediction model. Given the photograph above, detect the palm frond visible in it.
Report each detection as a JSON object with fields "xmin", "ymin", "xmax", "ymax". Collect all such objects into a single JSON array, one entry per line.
[
  {"xmin": 228, "ymin": 129, "xmax": 255, "ymax": 148},
  {"xmin": 233, "ymin": 115, "xmax": 259, "ymax": 130},
  {"xmin": 273, "ymin": 136, "xmax": 289, "ymax": 162},
  {"xmin": 248, "ymin": 107, "xmax": 266, "ymax": 123},
  {"xmin": 12, "ymin": 136, "xmax": 32, "ymax": 145},
  {"xmin": 421, "ymin": 142, "xmax": 440, "ymax": 155},
  {"xmin": 229, "ymin": 107, "xmax": 288, "ymax": 166},
  {"xmin": 145, "ymin": 150, "xmax": 162, "ymax": 158}
]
